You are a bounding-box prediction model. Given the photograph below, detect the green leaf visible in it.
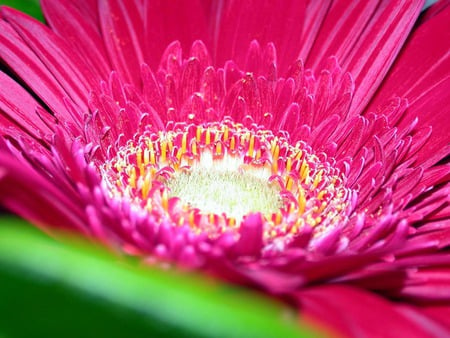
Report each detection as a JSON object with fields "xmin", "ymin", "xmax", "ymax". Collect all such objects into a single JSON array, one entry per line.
[
  {"xmin": 0, "ymin": 218, "xmax": 317, "ymax": 338},
  {"xmin": 0, "ymin": 0, "xmax": 44, "ymax": 22}
]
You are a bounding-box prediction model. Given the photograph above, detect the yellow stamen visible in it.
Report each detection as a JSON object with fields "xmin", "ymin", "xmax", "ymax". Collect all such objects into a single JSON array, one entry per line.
[
  {"xmin": 141, "ymin": 172, "xmax": 152, "ymax": 199},
  {"xmin": 205, "ymin": 128, "xmax": 211, "ymax": 145},
  {"xmin": 247, "ymin": 134, "xmax": 255, "ymax": 157},
  {"xmin": 162, "ymin": 190, "xmax": 169, "ymax": 211},
  {"xmin": 223, "ymin": 126, "xmax": 229, "ymax": 141},
  {"xmin": 129, "ymin": 167, "xmax": 137, "ymax": 189},
  {"xmin": 191, "ymin": 140, "xmax": 197, "ymax": 155},
  {"xmin": 137, "ymin": 148, "xmax": 143, "ymax": 175},
  {"xmin": 181, "ymin": 132, "xmax": 188, "ymax": 153},
  {"xmin": 313, "ymin": 170, "xmax": 323, "ymax": 189},
  {"xmin": 143, "ymin": 148, "xmax": 150, "ymax": 165},
  {"xmin": 230, "ymin": 136, "xmax": 236, "ymax": 151},
  {"xmin": 298, "ymin": 188, "xmax": 306, "ymax": 214},
  {"xmin": 215, "ymin": 142, "xmax": 223, "ymax": 155},
  {"xmin": 300, "ymin": 161, "xmax": 309, "ymax": 182},
  {"xmin": 286, "ymin": 176, "xmax": 294, "ymax": 191},
  {"xmin": 286, "ymin": 156, "xmax": 292, "ymax": 172},
  {"xmin": 160, "ymin": 141, "xmax": 167, "ymax": 162}
]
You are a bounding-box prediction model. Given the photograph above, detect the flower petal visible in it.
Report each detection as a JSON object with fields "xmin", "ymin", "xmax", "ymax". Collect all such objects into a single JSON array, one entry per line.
[
  {"xmin": 0, "ymin": 18, "xmax": 70, "ymax": 119},
  {"xmin": 144, "ymin": 0, "xmax": 209, "ymax": 69},
  {"xmin": 40, "ymin": 0, "xmax": 111, "ymax": 80},
  {"xmin": 368, "ymin": 5, "xmax": 450, "ymax": 167},
  {"xmin": 1, "ymin": 7, "xmax": 100, "ymax": 110},
  {"xmin": 0, "ymin": 71, "xmax": 51, "ymax": 140},
  {"xmin": 297, "ymin": 285, "xmax": 438, "ymax": 337},
  {"xmin": 307, "ymin": 0, "xmax": 424, "ymax": 115},
  {"xmin": 396, "ymin": 304, "xmax": 450, "ymax": 337},
  {"xmin": 297, "ymin": 0, "xmax": 332, "ymax": 60},
  {"xmin": 0, "ymin": 149, "xmax": 88, "ymax": 234},
  {"xmin": 98, "ymin": 0, "xmax": 145, "ymax": 86},
  {"xmin": 214, "ymin": 0, "xmax": 306, "ymax": 74}
]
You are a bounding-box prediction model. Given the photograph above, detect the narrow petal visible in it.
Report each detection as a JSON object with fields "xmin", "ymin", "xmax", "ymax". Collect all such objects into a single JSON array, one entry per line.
[
  {"xmin": 143, "ymin": 0, "xmax": 209, "ymax": 69},
  {"xmin": 99, "ymin": 0, "xmax": 145, "ymax": 86},
  {"xmin": 215, "ymin": 0, "xmax": 306, "ymax": 74},
  {"xmin": 297, "ymin": 285, "xmax": 438, "ymax": 337},
  {"xmin": 305, "ymin": 1, "xmax": 379, "ymax": 70},
  {"xmin": 421, "ymin": 305, "xmax": 450, "ymax": 331},
  {"xmin": 307, "ymin": 0, "xmax": 424, "ymax": 115},
  {"xmin": 41, "ymin": 0, "xmax": 111, "ymax": 80},
  {"xmin": 297, "ymin": 0, "xmax": 332, "ymax": 61},
  {"xmin": 368, "ymin": 5, "xmax": 450, "ymax": 167},
  {"xmin": 0, "ymin": 19, "xmax": 70, "ymax": 119},
  {"xmin": 418, "ymin": 0, "xmax": 450, "ymax": 23},
  {"xmin": 396, "ymin": 305, "xmax": 450, "ymax": 337},
  {"xmin": 0, "ymin": 150, "xmax": 88, "ymax": 234},
  {"xmin": 0, "ymin": 71, "xmax": 51, "ymax": 140},
  {"xmin": 1, "ymin": 7, "xmax": 101, "ymax": 108}
]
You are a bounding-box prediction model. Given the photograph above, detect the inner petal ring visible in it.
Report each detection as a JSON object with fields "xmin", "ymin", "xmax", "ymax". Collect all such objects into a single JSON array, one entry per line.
[{"xmin": 101, "ymin": 119, "xmax": 354, "ymax": 246}]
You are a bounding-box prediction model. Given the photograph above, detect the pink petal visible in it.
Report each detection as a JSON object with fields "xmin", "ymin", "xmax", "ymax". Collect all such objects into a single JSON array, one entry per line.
[
  {"xmin": 305, "ymin": 1, "xmax": 379, "ymax": 70},
  {"xmin": 297, "ymin": 285, "xmax": 439, "ymax": 337},
  {"xmin": 418, "ymin": 0, "xmax": 450, "ymax": 23},
  {"xmin": 41, "ymin": 0, "xmax": 111, "ymax": 80},
  {"xmin": 397, "ymin": 305, "xmax": 450, "ymax": 337},
  {"xmin": 214, "ymin": 0, "xmax": 306, "ymax": 74},
  {"xmin": 99, "ymin": 0, "xmax": 145, "ymax": 86},
  {"xmin": 0, "ymin": 151, "xmax": 88, "ymax": 234},
  {"xmin": 0, "ymin": 18, "xmax": 71, "ymax": 120},
  {"xmin": 421, "ymin": 305, "xmax": 450, "ymax": 331},
  {"xmin": 368, "ymin": 5, "xmax": 450, "ymax": 167},
  {"xmin": 144, "ymin": 0, "xmax": 209, "ymax": 69},
  {"xmin": 307, "ymin": 0, "xmax": 424, "ymax": 115},
  {"xmin": 69, "ymin": 0, "xmax": 100, "ymax": 28},
  {"xmin": 297, "ymin": 0, "xmax": 332, "ymax": 61},
  {"xmin": 1, "ymin": 7, "xmax": 101, "ymax": 110},
  {"xmin": 0, "ymin": 72, "xmax": 51, "ymax": 140},
  {"xmin": 344, "ymin": 0, "xmax": 424, "ymax": 114}
]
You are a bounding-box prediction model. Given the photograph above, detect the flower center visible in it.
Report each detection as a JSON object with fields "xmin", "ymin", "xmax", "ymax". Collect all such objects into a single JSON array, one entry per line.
[
  {"xmin": 100, "ymin": 119, "xmax": 354, "ymax": 245},
  {"xmin": 166, "ymin": 152, "xmax": 283, "ymax": 222}
]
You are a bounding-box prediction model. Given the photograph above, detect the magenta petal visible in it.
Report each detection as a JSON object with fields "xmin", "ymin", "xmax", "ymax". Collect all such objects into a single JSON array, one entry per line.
[
  {"xmin": 99, "ymin": 0, "xmax": 145, "ymax": 86},
  {"xmin": 215, "ymin": 0, "xmax": 306, "ymax": 74},
  {"xmin": 398, "ymin": 276, "xmax": 450, "ymax": 303},
  {"xmin": 297, "ymin": 285, "xmax": 436, "ymax": 337},
  {"xmin": 0, "ymin": 152, "xmax": 88, "ymax": 234},
  {"xmin": 70, "ymin": 0, "xmax": 100, "ymax": 28},
  {"xmin": 421, "ymin": 305, "xmax": 450, "ymax": 332},
  {"xmin": 306, "ymin": 0, "xmax": 379, "ymax": 70},
  {"xmin": 143, "ymin": 0, "xmax": 209, "ymax": 69},
  {"xmin": 419, "ymin": 0, "xmax": 450, "ymax": 23},
  {"xmin": 369, "ymin": 5, "xmax": 450, "ymax": 167},
  {"xmin": 0, "ymin": 19, "xmax": 71, "ymax": 119},
  {"xmin": 1, "ymin": 7, "xmax": 99, "ymax": 111},
  {"xmin": 395, "ymin": 305, "xmax": 450, "ymax": 337},
  {"xmin": 297, "ymin": 0, "xmax": 332, "ymax": 61},
  {"xmin": 0, "ymin": 2, "xmax": 449, "ymax": 337},
  {"xmin": 344, "ymin": 0, "xmax": 424, "ymax": 115},
  {"xmin": 307, "ymin": 0, "xmax": 424, "ymax": 115},
  {"xmin": 232, "ymin": 213, "xmax": 263, "ymax": 257},
  {"xmin": 41, "ymin": 0, "xmax": 111, "ymax": 80},
  {"xmin": 0, "ymin": 71, "xmax": 51, "ymax": 140}
]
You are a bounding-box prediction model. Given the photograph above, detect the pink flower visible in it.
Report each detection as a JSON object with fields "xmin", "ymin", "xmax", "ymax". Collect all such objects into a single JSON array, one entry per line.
[{"xmin": 0, "ymin": 0, "xmax": 449, "ymax": 336}]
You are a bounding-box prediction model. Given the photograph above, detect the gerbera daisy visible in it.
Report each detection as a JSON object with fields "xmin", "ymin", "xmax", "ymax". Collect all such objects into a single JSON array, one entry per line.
[{"xmin": 0, "ymin": 0, "xmax": 449, "ymax": 336}]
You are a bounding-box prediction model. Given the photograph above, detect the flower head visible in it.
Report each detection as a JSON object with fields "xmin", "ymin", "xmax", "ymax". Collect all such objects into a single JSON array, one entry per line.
[{"xmin": 0, "ymin": 0, "xmax": 449, "ymax": 336}]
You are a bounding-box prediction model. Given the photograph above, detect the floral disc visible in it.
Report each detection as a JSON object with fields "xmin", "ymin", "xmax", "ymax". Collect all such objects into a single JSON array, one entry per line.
[{"xmin": 101, "ymin": 119, "xmax": 355, "ymax": 249}]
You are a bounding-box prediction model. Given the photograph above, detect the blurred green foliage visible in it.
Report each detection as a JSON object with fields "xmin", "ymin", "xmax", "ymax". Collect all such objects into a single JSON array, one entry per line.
[
  {"xmin": 0, "ymin": 0, "xmax": 44, "ymax": 21},
  {"xmin": 0, "ymin": 218, "xmax": 315, "ymax": 338}
]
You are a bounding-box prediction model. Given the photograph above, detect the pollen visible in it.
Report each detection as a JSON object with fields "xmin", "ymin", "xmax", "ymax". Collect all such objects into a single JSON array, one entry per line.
[{"xmin": 100, "ymin": 119, "xmax": 354, "ymax": 246}]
